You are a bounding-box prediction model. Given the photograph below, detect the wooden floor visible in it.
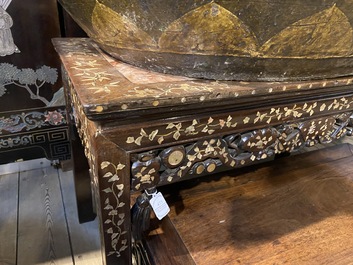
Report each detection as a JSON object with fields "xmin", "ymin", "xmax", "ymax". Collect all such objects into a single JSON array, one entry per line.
[
  {"xmin": 0, "ymin": 165, "xmax": 102, "ymax": 265},
  {"xmin": 0, "ymin": 138, "xmax": 353, "ymax": 265}
]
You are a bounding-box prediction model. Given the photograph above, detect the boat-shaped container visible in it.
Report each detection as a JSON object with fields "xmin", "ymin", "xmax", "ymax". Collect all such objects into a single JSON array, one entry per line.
[{"xmin": 58, "ymin": 0, "xmax": 353, "ymax": 81}]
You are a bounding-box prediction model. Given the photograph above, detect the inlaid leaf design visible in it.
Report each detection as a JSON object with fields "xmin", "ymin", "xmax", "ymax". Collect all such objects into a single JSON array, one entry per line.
[
  {"xmin": 126, "ymin": 137, "xmax": 135, "ymax": 144},
  {"xmin": 149, "ymin": 129, "xmax": 159, "ymax": 141},
  {"xmin": 158, "ymin": 136, "xmax": 164, "ymax": 144},
  {"xmin": 103, "ymin": 172, "xmax": 113, "ymax": 178},
  {"xmin": 101, "ymin": 161, "xmax": 110, "ymax": 169}
]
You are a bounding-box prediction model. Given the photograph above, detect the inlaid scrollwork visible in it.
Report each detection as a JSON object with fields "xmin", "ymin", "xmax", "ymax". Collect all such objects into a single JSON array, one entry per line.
[
  {"xmin": 130, "ymin": 113, "xmax": 352, "ymax": 191},
  {"xmin": 0, "ymin": 135, "xmax": 32, "ymax": 148},
  {"xmin": 0, "ymin": 109, "xmax": 66, "ymax": 134}
]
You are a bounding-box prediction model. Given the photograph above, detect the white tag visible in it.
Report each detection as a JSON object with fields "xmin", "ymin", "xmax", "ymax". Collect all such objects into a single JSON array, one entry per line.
[{"xmin": 148, "ymin": 191, "xmax": 170, "ymax": 220}]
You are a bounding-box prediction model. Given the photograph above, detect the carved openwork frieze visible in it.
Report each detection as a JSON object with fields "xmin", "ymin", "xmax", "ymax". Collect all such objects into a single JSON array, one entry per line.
[{"xmin": 131, "ymin": 113, "xmax": 352, "ymax": 191}]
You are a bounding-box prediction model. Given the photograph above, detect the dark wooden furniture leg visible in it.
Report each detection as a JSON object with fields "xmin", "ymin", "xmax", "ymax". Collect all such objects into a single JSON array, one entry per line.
[
  {"xmin": 71, "ymin": 125, "xmax": 96, "ymax": 223},
  {"xmin": 92, "ymin": 141, "xmax": 132, "ymax": 265},
  {"xmin": 63, "ymin": 67, "xmax": 96, "ymax": 223}
]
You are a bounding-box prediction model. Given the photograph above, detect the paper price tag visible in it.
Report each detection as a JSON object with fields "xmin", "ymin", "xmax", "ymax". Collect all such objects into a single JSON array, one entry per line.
[{"xmin": 148, "ymin": 191, "xmax": 170, "ymax": 220}]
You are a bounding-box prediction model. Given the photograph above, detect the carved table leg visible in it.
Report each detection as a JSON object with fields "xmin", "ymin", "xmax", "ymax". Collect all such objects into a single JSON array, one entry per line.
[
  {"xmin": 131, "ymin": 191, "xmax": 153, "ymax": 265},
  {"xmin": 131, "ymin": 192, "xmax": 152, "ymax": 242}
]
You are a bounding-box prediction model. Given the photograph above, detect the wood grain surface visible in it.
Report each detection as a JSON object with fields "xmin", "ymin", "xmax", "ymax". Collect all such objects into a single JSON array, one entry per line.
[
  {"xmin": 0, "ymin": 166, "xmax": 103, "ymax": 265},
  {"xmin": 17, "ymin": 167, "xmax": 73, "ymax": 265},
  {"xmin": 59, "ymin": 170, "xmax": 102, "ymax": 265},
  {"xmin": 0, "ymin": 173, "xmax": 18, "ymax": 265},
  {"xmin": 146, "ymin": 216, "xmax": 196, "ymax": 265},
  {"xmin": 147, "ymin": 144, "xmax": 353, "ymax": 265}
]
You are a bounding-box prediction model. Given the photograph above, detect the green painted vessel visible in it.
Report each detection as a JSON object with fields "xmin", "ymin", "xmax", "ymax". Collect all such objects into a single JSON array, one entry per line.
[{"xmin": 59, "ymin": 0, "xmax": 353, "ymax": 81}]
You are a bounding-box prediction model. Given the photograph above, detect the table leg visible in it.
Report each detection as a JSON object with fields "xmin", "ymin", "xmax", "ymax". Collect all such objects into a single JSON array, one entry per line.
[
  {"xmin": 92, "ymin": 142, "xmax": 132, "ymax": 265},
  {"xmin": 71, "ymin": 126, "xmax": 96, "ymax": 223},
  {"xmin": 64, "ymin": 70, "xmax": 96, "ymax": 223}
]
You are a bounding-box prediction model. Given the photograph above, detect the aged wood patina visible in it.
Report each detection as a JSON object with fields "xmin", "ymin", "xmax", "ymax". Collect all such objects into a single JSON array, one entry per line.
[
  {"xmin": 54, "ymin": 38, "xmax": 353, "ymax": 265},
  {"xmin": 146, "ymin": 144, "xmax": 353, "ymax": 264},
  {"xmin": 58, "ymin": 1, "xmax": 353, "ymax": 81}
]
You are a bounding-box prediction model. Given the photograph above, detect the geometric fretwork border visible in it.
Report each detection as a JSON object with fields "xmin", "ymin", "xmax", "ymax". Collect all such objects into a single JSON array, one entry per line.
[{"xmin": 0, "ymin": 127, "xmax": 71, "ymax": 161}]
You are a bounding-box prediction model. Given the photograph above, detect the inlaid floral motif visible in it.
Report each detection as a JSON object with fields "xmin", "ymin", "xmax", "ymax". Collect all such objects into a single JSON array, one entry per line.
[
  {"xmin": 44, "ymin": 110, "xmax": 65, "ymax": 125},
  {"xmin": 66, "ymin": 43, "xmax": 232, "ymax": 98},
  {"xmin": 126, "ymin": 98, "xmax": 353, "ymax": 147},
  {"xmin": 66, "ymin": 71, "xmax": 130, "ymax": 259},
  {"xmin": 131, "ymin": 156, "xmax": 161, "ymax": 191},
  {"xmin": 100, "ymin": 161, "xmax": 128, "ymax": 257},
  {"xmin": 71, "ymin": 60, "xmax": 122, "ymax": 94},
  {"xmin": 0, "ymin": 109, "xmax": 67, "ymax": 134},
  {"xmin": 126, "ymin": 116, "xmax": 238, "ymax": 146},
  {"xmin": 68, "ymin": 80, "xmax": 96, "ymax": 169},
  {"xmin": 131, "ymin": 113, "xmax": 352, "ymax": 190}
]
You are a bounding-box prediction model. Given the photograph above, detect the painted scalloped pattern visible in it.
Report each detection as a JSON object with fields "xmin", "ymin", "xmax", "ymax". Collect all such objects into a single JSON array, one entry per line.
[{"xmin": 91, "ymin": 2, "xmax": 353, "ymax": 58}]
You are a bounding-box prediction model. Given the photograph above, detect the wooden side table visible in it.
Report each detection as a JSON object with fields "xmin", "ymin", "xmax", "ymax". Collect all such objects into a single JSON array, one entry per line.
[{"xmin": 53, "ymin": 38, "xmax": 353, "ymax": 265}]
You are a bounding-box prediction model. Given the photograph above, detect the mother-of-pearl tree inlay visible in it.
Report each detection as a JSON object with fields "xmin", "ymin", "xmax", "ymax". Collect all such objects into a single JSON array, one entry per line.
[
  {"xmin": 0, "ymin": 0, "xmax": 19, "ymax": 56},
  {"xmin": 0, "ymin": 63, "xmax": 58, "ymax": 106}
]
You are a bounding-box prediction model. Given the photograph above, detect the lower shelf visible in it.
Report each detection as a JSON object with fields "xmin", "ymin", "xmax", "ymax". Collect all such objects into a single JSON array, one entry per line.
[{"xmin": 145, "ymin": 143, "xmax": 353, "ymax": 265}]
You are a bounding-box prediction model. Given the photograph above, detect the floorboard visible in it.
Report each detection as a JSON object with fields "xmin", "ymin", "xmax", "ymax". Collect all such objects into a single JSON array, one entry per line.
[
  {"xmin": 17, "ymin": 167, "xmax": 73, "ymax": 265},
  {"xmin": 0, "ymin": 173, "xmax": 18, "ymax": 265},
  {"xmin": 59, "ymin": 170, "xmax": 102, "ymax": 265}
]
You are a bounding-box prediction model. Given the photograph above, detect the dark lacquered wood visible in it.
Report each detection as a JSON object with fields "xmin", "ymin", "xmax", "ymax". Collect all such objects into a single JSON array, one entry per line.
[
  {"xmin": 62, "ymin": 71, "xmax": 95, "ymax": 223},
  {"xmin": 55, "ymin": 38, "xmax": 353, "ymax": 265},
  {"xmin": 71, "ymin": 127, "xmax": 96, "ymax": 223},
  {"xmin": 0, "ymin": 1, "xmax": 71, "ymax": 164}
]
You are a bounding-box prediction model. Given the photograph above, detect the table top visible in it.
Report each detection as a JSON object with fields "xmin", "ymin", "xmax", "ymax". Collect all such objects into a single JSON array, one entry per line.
[{"xmin": 53, "ymin": 38, "xmax": 353, "ymax": 121}]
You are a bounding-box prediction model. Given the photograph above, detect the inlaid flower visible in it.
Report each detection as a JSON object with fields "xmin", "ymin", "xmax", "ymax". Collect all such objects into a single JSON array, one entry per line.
[
  {"xmin": 131, "ymin": 157, "xmax": 161, "ymax": 190},
  {"xmin": 219, "ymin": 119, "xmax": 226, "ymax": 128},
  {"xmin": 44, "ymin": 110, "xmax": 64, "ymax": 125}
]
